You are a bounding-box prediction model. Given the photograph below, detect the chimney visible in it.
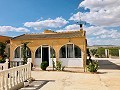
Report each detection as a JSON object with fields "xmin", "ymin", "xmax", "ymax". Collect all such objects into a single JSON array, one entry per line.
[{"xmin": 80, "ymin": 24, "xmax": 83, "ymax": 30}]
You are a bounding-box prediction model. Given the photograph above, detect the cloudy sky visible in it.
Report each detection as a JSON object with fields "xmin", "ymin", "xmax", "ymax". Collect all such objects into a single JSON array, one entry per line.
[{"xmin": 0, "ymin": 0, "xmax": 120, "ymax": 46}]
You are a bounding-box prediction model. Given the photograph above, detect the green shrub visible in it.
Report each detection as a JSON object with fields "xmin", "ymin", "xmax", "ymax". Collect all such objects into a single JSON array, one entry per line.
[
  {"xmin": 0, "ymin": 56, "xmax": 5, "ymax": 63},
  {"xmin": 87, "ymin": 60, "xmax": 99, "ymax": 72},
  {"xmin": 86, "ymin": 59, "xmax": 91, "ymax": 65},
  {"xmin": 40, "ymin": 61, "xmax": 48, "ymax": 70},
  {"xmin": 90, "ymin": 49, "xmax": 97, "ymax": 56},
  {"xmin": 55, "ymin": 61, "xmax": 65, "ymax": 71},
  {"xmin": 97, "ymin": 48, "xmax": 105, "ymax": 58},
  {"xmin": 0, "ymin": 42, "xmax": 6, "ymax": 60},
  {"xmin": 56, "ymin": 61, "xmax": 62, "ymax": 71},
  {"xmin": 52, "ymin": 59, "xmax": 55, "ymax": 71},
  {"xmin": 0, "ymin": 59, "xmax": 5, "ymax": 63},
  {"xmin": 109, "ymin": 48, "xmax": 119, "ymax": 56}
]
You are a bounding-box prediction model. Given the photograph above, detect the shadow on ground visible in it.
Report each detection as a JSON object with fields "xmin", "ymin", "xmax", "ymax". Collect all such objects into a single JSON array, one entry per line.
[
  {"xmin": 19, "ymin": 80, "xmax": 55, "ymax": 90},
  {"xmin": 97, "ymin": 60, "xmax": 120, "ymax": 70}
]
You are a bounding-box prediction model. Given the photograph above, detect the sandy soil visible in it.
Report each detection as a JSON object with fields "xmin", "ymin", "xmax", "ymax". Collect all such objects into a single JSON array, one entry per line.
[{"xmin": 31, "ymin": 59, "xmax": 120, "ymax": 90}]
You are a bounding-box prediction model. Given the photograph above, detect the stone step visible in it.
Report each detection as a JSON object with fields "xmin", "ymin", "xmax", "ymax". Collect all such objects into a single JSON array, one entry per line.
[{"xmin": 19, "ymin": 80, "xmax": 48, "ymax": 90}]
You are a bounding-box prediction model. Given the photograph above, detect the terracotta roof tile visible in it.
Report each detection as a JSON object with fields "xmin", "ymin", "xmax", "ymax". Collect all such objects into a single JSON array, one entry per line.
[{"xmin": 12, "ymin": 31, "xmax": 84, "ymax": 40}]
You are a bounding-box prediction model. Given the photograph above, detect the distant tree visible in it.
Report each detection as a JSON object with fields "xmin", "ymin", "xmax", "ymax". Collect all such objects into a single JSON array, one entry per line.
[
  {"xmin": 89, "ymin": 49, "xmax": 97, "ymax": 56},
  {"xmin": 97, "ymin": 48, "xmax": 105, "ymax": 58},
  {"xmin": 109, "ymin": 48, "xmax": 119, "ymax": 56}
]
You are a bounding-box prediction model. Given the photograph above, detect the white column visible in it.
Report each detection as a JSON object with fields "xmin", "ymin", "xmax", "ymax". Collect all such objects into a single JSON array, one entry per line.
[
  {"xmin": 66, "ymin": 44, "xmax": 67, "ymax": 58},
  {"xmin": 27, "ymin": 58, "xmax": 32, "ymax": 78},
  {"xmin": 105, "ymin": 49, "xmax": 109, "ymax": 58},
  {"xmin": 73, "ymin": 44, "xmax": 75, "ymax": 58},
  {"xmin": 5, "ymin": 59, "xmax": 9, "ymax": 69}
]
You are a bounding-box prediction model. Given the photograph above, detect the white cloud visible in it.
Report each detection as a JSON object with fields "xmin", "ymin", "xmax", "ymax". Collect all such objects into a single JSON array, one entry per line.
[
  {"xmin": 68, "ymin": 0, "xmax": 120, "ymax": 45},
  {"xmin": 0, "ymin": 26, "xmax": 29, "ymax": 34},
  {"xmin": 70, "ymin": 0, "xmax": 120, "ymax": 27},
  {"xmin": 24, "ymin": 17, "xmax": 69, "ymax": 30},
  {"xmin": 56, "ymin": 24, "xmax": 120, "ymax": 45},
  {"xmin": 65, "ymin": 24, "xmax": 80, "ymax": 30},
  {"xmin": 84, "ymin": 26, "xmax": 120, "ymax": 39},
  {"xmin": 56, "ymin": 24, "xmax": 80, "ymax": 32},
  {"xmin": 88, "ymin": 38, "xmax": 120, "ymax": 46},
  {"xmin": 69, "ymin": 12, "xmax": 83, "ymax": 21}
]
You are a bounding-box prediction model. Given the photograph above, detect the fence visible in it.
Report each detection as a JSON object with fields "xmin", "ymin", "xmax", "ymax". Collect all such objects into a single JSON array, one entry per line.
[
  {"xmin": 0, "ymin": 58, "xmax": 31, "ymax": 90},
  {"xmin": 10, "ymin": 61, "xmax": 24, "ymax": 68},
  {"xmin": 0, "ymin": 59, "xmax": 8, "ymax": 70}
]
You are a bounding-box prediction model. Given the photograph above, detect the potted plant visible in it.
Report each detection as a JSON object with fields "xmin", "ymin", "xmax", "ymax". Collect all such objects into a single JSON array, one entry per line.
[{"xmin": 40, "ymin": 61, "xmax": 48, "ymax": 70}]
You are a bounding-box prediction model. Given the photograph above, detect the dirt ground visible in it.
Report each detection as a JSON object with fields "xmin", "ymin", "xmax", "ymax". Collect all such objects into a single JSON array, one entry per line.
[{"xmin": 31, "ymin": 59, "xmax": 120, "ymax": 90}]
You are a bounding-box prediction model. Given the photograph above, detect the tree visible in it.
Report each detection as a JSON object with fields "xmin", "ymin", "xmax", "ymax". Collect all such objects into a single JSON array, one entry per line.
[
  {"xmin": 0, "ymin": 42, "xmax": 6, "ymax": 62},
  {"xmin": 97, "ymin": 48, "xmax": 105, "ymax": 58},
  {"xmin": 89, "ymin": 49, "xmax": 97, "ymax": 56},
  {"xmin": 22, "ymin": 42, "xmax": 29, "ymax": 64}
]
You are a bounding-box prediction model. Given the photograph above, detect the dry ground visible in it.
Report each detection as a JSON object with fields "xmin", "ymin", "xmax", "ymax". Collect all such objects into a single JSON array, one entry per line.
[{"xmin": 31, "ymin": 59, "xmax": 120, "ymax": 90}]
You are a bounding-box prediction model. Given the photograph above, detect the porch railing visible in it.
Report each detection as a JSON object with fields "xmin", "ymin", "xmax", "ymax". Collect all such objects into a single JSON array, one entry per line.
[
  {"xmin": 0, "ymin": 58, "xmax": 31, "ymax": 90},
  {"xmin": 0, "ymin": 59, "xmax": 8, "ymax": 70},
  {"xmin": 10, "ymin": 61, "xmax": 24, "ymax": 68}
]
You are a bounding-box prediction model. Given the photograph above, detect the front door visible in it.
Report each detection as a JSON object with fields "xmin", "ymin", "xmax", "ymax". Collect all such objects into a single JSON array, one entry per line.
[{"xmin": 42, "ymin": 47, "xmax": 49, "ymax": 66}]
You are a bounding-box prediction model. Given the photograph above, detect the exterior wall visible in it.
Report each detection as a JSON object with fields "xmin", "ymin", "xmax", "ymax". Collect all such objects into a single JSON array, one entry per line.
[
  {"xmin": 10, "ymin": 31, "xmax": 87, "ymax": 67},
  {"xmin": 60, "ymin": 58, "xmax": 83, "ymax": 67},
  {"xmin": 34, "ymin": 58, "xmax": 42, "ymax": 66}
]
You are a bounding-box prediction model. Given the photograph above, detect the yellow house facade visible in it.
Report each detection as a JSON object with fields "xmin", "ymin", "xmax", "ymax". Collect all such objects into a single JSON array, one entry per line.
[{"xmin": 10, "ymin": 29, "xmax": 87, "ymax": 67}]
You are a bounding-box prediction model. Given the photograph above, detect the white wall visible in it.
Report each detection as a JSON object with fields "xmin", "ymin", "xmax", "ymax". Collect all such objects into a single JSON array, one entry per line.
[
  {"xmin": 13, "ymin": 58, "xmax": 83, "ymax": 67},
  {"xmin": 34, "ymin": 58, "xmax": 42, "ymax": 66},
  {"xmin": 59, "ymin": 58, "xmax": 83, "ymax": 67},
  {"xmin": 49, "ymin": 58, "xmax": 56, "ymax": 67},
  {"xmin": 13, "ymin": 58, "xmax": 22, "ymax": 61}
]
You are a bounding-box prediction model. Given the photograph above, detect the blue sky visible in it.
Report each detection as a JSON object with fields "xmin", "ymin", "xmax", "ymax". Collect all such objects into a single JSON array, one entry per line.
[{"xmin": 0, "ymin": 0, "xmax": 120, "ymax": 46}]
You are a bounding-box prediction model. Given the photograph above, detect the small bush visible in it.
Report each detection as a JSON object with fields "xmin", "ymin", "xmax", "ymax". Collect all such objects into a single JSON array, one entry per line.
[
  {"xmin": 56, "ymin": 61, "xmax": 62, "ymax": 71},
  {"xmin": 40, "ymin": 61, "xmax": 48, "ymax": 70},
  {"xmin": 55, "ymin": 61, "xmax": 65, "ymax": 71},
  {"xmin": 0, "ymin": 56, "xmax": 5, "ymax": 63},
  {"xmin": 87, "ymin": 60, "xmax": 99, "ymax": 72},
  {"xmin": 86, "ymin": 59, "xmax": 92, "ymax": 65},
  {"xmin": 52, "ymin": 59, "xmax": 55, "ymax": 70}
]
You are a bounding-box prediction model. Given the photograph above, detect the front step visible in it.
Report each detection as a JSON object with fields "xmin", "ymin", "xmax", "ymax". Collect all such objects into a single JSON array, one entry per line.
[{"xmin": 19, "ymin": 80, "xmax": 48, "ymax": 90}]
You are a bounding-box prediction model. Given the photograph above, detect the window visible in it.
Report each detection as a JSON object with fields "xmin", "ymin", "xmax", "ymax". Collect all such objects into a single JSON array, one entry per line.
[
  {"xmin": 35, "ymin": 47, "xmax": 41, "ymax": 58},
  {"xmin": 67, "ymin": 44, "xmax": 73, "ymax": 58},
  {"xmin": 50, "ymin": 47, "xmax": 56, "ymax": 58},
  {"xmin": 26, "ymin": 48, "xmax": 31, "ymax": 58},
  {"xmin": 74, "ymin": 45, "xmax": 81, "ymax": 58},
  {"xmin": 59, "ymin": 45, "xmax": 66, "ymax": 58},
  {"xmin": 59, "ymin": 44, "xmax": 81, "ymax": 58},
  {"xmin": 15, "ymin": 46, "xmax": 20, "ymax": 58},
  {"xmin": 14, "ymin": 46, "xmax": 31, "ymax": 58}
]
